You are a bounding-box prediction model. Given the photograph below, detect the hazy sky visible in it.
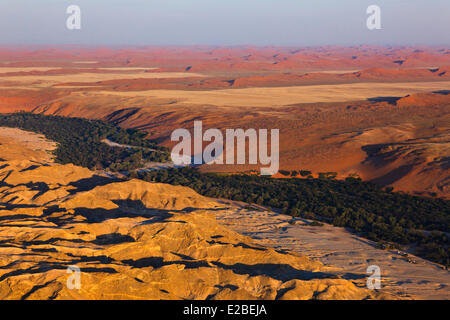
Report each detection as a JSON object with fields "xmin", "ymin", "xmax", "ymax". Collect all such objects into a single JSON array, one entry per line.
[{"xmin": 0, "ymin": 0, "xmax": 449, "ymax": 46}]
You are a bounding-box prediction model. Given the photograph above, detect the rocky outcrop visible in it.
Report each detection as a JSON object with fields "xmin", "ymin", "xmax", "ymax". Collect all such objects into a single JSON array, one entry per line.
[{"xmin": 0, "ymin": 161, "xmax": 390, "ymax": 300}]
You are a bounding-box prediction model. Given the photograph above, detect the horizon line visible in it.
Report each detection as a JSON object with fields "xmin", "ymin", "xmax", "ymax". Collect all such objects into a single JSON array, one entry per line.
[{"xmin": 0, "ymin": 43, "xmax": 449, "ymax": 49}]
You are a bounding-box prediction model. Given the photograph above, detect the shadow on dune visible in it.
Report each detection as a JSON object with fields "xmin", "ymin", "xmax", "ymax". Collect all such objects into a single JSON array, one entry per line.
[
  {"xmin": 104, "ymin": 107, "xmax": 141, "ymax": 126},
  {"xmin": 69, "ymin": 203, "xmax": 223, "ymax": 225},
  {"xmin": 0, "ymin": 181, "xmax": 51, "ymax": 203},
  {"xmin": 122, "ymin": 257, "xmax": 211, "ymax": 269},
  {"xmin": 0, "ymin": 203, "xmax": 40, "ymax": 210},
  {"xmin": 0, "ymin": 198, "xmax": 369, "ymax": 297},
  {"xmin": 206, "ymin": 239, "xmax": 268, "ymax": 252},
  {"xmin": 211, "ymin": 261, "xmax": 339, "ymax": 281},
  {"xmin": 122, "ymin": 256, "xmax": 363, "ymax": 283},
  {"xmin": 1, "ymin": 198, "xmax": 224, "ymax": 227},
  {"xmin": 0, "ymin": 257, "xmax": 119, "ymax": 283},
  {"xmin": 27, "ymin": 182, "xmax": 51, "ymax": 200},
  {"xmin": 19, "ymin": 165, "xmax": 43, "ymax": 172},
  {"xmin": 0, "ymin": 213, "xmax": 42, "ymax": 222},
  {"xmin": 433, "ymin": 90, "xmax": 450, "ymax": 95},
  {"xmin": 0, "ymin": 182, "xmax": 228, "ymax": 225},
  {"xmin": 92, "ymin": 233, "xmax": 136, "ymax": 245},
  {"xmin": 361, "ymin": 144, "xmax": 399, "ymax": 168},
  {"xmin": 361, "ymin": 143, "xmax": 426, "ymax": 186},
  {"xmin": 0, "ymin": 232, "xmax": 136, "ymax": 249},
  {"xmin": 67, "ymin": 206, "xmax": 172, "ymax": 224},
  {"xmin": 367, "ymin": 96, "xmax": 402, "ymax": 105},
  {"xmin": 68, "ymin": 175, "xmax": 124, "ymax": 194},
  {"xmin": 369, "ymin": 164, "xmax": 415, "ymax": 187},
  {"xmin": 428, "ymin": 156, "xmax": 450, "ymax": 170}
]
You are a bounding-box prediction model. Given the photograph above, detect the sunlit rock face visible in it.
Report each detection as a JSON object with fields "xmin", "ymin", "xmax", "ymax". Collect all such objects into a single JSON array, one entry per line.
[{"xmin": 0, "ymin": 161, "xmax": 389, "ymax": 300}]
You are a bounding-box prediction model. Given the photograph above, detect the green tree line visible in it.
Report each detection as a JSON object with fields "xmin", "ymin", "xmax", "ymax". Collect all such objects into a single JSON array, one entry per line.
[
  {"xmin": 139, "ymin": 167, "xmax": 450, "ymax": 267},
  {"xmin": 0, "ymin": 112, "xmax": 170, "ymax": 171}
]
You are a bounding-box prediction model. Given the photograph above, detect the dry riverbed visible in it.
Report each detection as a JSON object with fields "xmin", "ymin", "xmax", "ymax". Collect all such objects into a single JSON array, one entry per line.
[{"xmin": 215, "ymin": 206, "xmax": 450, "ymax": 300}]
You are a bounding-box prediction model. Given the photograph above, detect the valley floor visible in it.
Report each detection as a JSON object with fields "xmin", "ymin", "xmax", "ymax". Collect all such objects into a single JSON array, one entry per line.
[{"xmin": 216, "ymin": 206, "xmax": 450, "ymax": 299}]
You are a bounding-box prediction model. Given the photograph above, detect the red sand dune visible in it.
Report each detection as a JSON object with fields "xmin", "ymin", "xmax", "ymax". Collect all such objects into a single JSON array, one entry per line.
[
  {"xmin": 396, "ymin": 92, "xmax": 450, "ymax": 107},
  {"xmin": 0, "ymin": 89, "xmax": 69, "ymax": 112},
  {"xmin": 48, "ymin": 66, "xmax": 450, "ymax": 91},
  {"xmin": 0, "ymin": 45, "xmax": 449, "ymax": 199},
  {"xmin": 0, "ymin": 45, "xmax": 449, "ymax": 73}
]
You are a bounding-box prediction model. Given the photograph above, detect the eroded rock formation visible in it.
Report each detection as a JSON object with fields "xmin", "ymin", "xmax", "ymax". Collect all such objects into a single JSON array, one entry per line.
[{"xmin": 0, "ymin": 161, "xmax": 389, "ymax": 300}]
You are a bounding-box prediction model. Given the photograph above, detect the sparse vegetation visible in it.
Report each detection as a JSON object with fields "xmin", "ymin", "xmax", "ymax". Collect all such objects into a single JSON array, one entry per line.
[
  {"xmin": 0, "ymin": 112, "xmax": 170, "ymax": 171},
  {"xmin": 279, "ymin": 170, "xmax": 291, "ymax": 176},
  {"xmin": 1, "ymin": 113, "xmax": 448, "ymax": 267},
  {"xmin": 139, "ymin": 167, "xmax": 450, "ymax": 267},
  {"xmin": 318, "ymin": 172, "xmax": 338, "ymax": 180},
  {"xmin": 300, "ymin": 170, "xmax": 312, "ymax": 177}
]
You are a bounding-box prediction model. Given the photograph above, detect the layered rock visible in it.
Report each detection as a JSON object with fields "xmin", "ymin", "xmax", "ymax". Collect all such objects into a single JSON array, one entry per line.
[{"xmin": 0, "ymin": 161, "xmax": 389, "ymax": 300}]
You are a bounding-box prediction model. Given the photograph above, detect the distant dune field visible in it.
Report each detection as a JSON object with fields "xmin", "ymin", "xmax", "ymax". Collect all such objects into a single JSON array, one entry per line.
[
  {"xmin": 95, "ymin": 81, "xmax": 450, "ymax": 106},
  {"xmin": 0, "ymin": 70, "xmax": 205, "ymax": 88},
  {"xmin": 0, "ymin": 46, "xmax": 448, "ymax": 301},
  {"xmin": 0, "ymin": 67, "xmax": 159, "ymax": 73},
  {"xmin": 0, "ymin": 46, "xmax": 448, "ymax": 199}
]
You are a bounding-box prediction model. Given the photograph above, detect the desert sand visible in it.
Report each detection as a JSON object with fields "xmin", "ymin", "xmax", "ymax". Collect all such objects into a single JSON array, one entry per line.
[
  {"xmin": 0, "ymin": 71, "xmax": 205, "ymax": 89},
  {"xmin": 0, "ymin": 152, "xmax": 445, "ymax": 299},
  {"xmin": 216, "ymin": 207, "xmax": 450, "ymax": 300},
  {"xmin": 0, "ymin": 159, "xmax": 392, "ymax": 300},
  {"xmin": 0, "ymin": 127, "xmax": 57, "ymax": 163},
  {"xmin": 94, "ymin": 81, "xmax": 450, "ymax": 106},
  {"xmin": 0, "ymin": 46, "xmax": 448, "ymax": 300},
  {"xmin": 17, "ymin": 88, "xmax": 447, "ymax": 198}
]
